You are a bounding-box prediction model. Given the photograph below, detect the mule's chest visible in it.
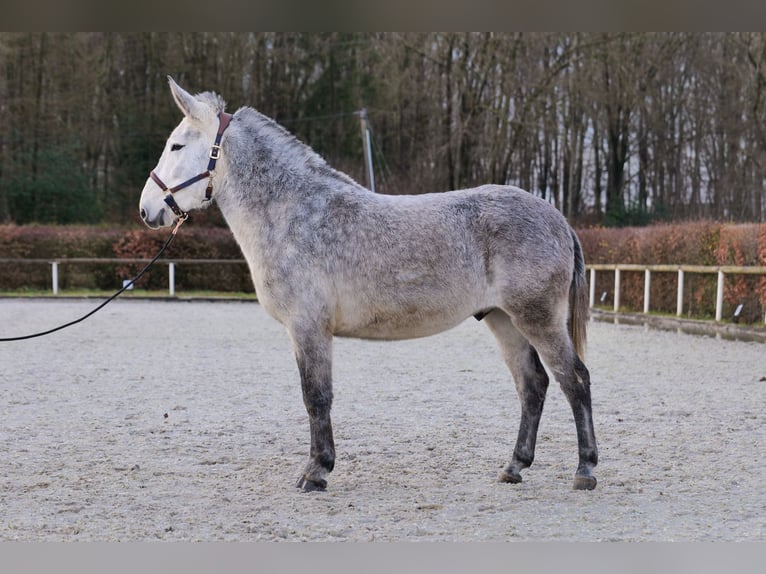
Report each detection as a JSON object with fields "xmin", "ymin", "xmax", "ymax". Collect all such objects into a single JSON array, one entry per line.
[{"xmin": 247, "ymin": 271, "xmax": 290, "ymax": 325}]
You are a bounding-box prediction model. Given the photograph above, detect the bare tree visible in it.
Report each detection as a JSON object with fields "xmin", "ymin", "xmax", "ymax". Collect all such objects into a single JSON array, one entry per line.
[{"xmin": 1, "ymin": 32, "xmax": 764, "ymax": 225}]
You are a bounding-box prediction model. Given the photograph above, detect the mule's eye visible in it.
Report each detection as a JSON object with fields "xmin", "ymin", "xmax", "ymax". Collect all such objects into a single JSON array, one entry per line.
[{"xmin": 170, "ymin": 143, "xmax": 185, "ymax": 151}]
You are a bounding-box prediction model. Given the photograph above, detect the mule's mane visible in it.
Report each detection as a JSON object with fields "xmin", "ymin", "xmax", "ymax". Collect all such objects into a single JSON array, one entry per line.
[{"xmin": 232, "ymin": 104, "xmax": 361, "ymax": 189}]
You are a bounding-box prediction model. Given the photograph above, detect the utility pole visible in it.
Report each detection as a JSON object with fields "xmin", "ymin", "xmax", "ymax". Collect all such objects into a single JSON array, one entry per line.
[{"xmin": 357, "ymin": 108, "xmax": 375, "ymax": 193}]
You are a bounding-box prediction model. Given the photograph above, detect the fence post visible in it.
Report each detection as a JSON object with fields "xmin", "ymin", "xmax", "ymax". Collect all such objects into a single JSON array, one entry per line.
[
  {"xmin": 168, "ymin": 262, "xmax": 175, "ymax": 297},
  {"xmin": 676, "ymin": 269, "xmax": 684, "ymax": 316},
  {"xmin": 643, "ymin": 269, "xmax": 651, "ymax": 314},
  {"xmin": 51, "ymin": 261, "xmax": 59, "ymax": 295},
  {"xmin": 614, "ymin": 268, "xmax": 621, "ymax": 312},
  {"xmin": 589, "ymin": 267, "xmax": 596, "ymax": 308},
  {"xmin": 715, "ymin": 270, "xmax": 724, "ymax": 321}
]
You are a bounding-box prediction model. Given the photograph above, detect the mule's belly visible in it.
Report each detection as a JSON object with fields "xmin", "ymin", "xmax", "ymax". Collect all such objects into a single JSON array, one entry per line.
[
  {"xmin": 330, "ymin": 252, "xmax": 494, "ymax": 340},
  {"xmin": 332, "ymin": 295, "xmax": 483, "ymax": 341},
  {"xmin": 334, "ymin": 312, "xmax": 471, "ymax": 340}
]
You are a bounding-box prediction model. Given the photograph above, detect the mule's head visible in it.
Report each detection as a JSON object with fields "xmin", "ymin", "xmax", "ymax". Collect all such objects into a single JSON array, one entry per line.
[{"xmin": 139, "ymin": 77, "xmax": 227, "ymax": 228}]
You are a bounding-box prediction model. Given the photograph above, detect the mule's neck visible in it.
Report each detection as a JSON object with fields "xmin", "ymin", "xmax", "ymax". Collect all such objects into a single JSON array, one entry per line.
[
  {"xmin": 215, "ymin": 106, "xmax": 370, "ymax": 238},
  {"xmin": 226, "ymin": 107, "xmax": 363, "ymax": 201}
]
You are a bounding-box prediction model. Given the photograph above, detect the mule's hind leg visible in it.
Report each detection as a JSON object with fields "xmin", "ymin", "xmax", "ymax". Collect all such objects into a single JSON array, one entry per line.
[
  {"xmin": 565, "ymin": 355, "xmax": 598, "ymax": 490},
  {"xmin": 484, "ymin": 310, "xmax": 550, "ymax": 484},
  {"xmin": 513, "ymin": 315, "xmax": 598, "ymax": 490},
  {"xmin": 289, "ymin": 326, "xmax": 336, "ymax": 492}
]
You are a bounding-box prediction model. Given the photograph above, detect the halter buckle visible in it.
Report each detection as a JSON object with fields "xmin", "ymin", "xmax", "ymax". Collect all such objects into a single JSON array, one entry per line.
[{"xmin": 209, "ymin": 144, "xmax": 222, "ymax": 160}]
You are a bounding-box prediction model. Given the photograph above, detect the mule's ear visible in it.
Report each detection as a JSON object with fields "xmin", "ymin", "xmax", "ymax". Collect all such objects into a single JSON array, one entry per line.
[{"xmin": 167, "ymin": 76, "xmax": 209, "ymax": 121}]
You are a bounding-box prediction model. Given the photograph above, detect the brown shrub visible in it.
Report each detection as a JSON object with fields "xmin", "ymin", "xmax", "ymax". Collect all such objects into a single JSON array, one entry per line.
[
  {"xmin": 112, "ymin": 227, "xmax": 252, "ymax": 292},
  {"xmin": 0, "ymin": 224, "xmax": 251, "ymax": 293},
  {"xmin": 759, "ymin": 225, "xmax": 766, "ymax": 314},
  {"xmin": 714, "ymin": 224, "xmax": 766, "ymax": 323},
  {"xmin": 0, "ymin": 225, "xmax": 125, "ymax": 290},
  {"xmin": 576, "ymin": 222, "xmax": 764, "ymax": 322}
]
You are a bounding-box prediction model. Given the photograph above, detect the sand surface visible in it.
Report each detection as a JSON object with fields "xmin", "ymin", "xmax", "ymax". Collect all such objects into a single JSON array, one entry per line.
[{"xmin": 1, "ymin": 299, "xmax": 764, "ymax": 541}]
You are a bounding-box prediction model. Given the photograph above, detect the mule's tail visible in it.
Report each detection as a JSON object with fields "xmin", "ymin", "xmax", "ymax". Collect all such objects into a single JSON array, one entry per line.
[{"xmin": 568, "ymin": 229, "xmax": 589, "ymax": 360}]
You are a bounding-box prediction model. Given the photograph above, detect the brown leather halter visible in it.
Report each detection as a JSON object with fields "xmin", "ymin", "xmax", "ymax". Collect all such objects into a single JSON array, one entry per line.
[{"xmin": 149, "ymin": 111, "xmax": 234, "ymax": 220}]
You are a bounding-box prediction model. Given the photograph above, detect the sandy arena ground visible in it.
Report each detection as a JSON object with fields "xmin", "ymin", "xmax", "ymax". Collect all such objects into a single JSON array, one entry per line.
[{"xmin": 0, "ymin": 298, "xmax": 764, "ymax": 541}]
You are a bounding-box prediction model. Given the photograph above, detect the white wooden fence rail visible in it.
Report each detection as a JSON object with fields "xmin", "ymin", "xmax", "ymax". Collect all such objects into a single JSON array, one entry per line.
[
  {"xmin": 587, "ymin": 264, "xmax": 766, "ymax": 323},
  {"xmin": 0, "ymin": 258, "xmax": 248, "ymax": 297},
  {"xmin": 3, "ymin": 259, "xmax": 766, "ymax": 324}
]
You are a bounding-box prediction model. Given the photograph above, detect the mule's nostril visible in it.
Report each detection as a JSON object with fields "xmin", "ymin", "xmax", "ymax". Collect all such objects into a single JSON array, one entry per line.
[{"xmin": 140, "ymin": 208, "xmax": 147, "ymax": 220}]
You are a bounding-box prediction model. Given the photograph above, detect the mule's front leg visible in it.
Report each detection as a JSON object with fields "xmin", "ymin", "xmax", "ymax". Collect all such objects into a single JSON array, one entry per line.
[{"xmin": 291, "ymin": 329, "xmax": 335, "ymax": 492}]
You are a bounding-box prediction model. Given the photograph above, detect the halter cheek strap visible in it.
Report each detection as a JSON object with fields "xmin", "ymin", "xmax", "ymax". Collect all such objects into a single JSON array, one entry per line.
[{"xmin": 150, "ymin": 111, "xmax": 234, "ymax": 219}]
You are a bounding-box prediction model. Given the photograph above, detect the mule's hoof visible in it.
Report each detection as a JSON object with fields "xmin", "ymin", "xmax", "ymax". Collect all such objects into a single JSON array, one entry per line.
[
  {"xmin": 297, "ymin": 475, "xmax": 327, "ymax": 492},
  {"xmin": 498, "ymin": 469, "xmax": 523, "ymax": 484},
  {"xmin": 573, "ymin": 474, "xmax": 597, "ymax": 491}
]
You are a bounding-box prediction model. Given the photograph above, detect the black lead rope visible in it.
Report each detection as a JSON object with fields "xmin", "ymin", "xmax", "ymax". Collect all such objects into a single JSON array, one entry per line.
[{"xmin": 0, "ymin": 221, "xmax": 183, "ymax": 342}]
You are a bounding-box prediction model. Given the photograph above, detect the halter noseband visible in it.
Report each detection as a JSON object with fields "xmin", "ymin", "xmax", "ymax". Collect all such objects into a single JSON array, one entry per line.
[{"xmin": 150, "ymin": 111, "xmax": 234, "ymax": 220}]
